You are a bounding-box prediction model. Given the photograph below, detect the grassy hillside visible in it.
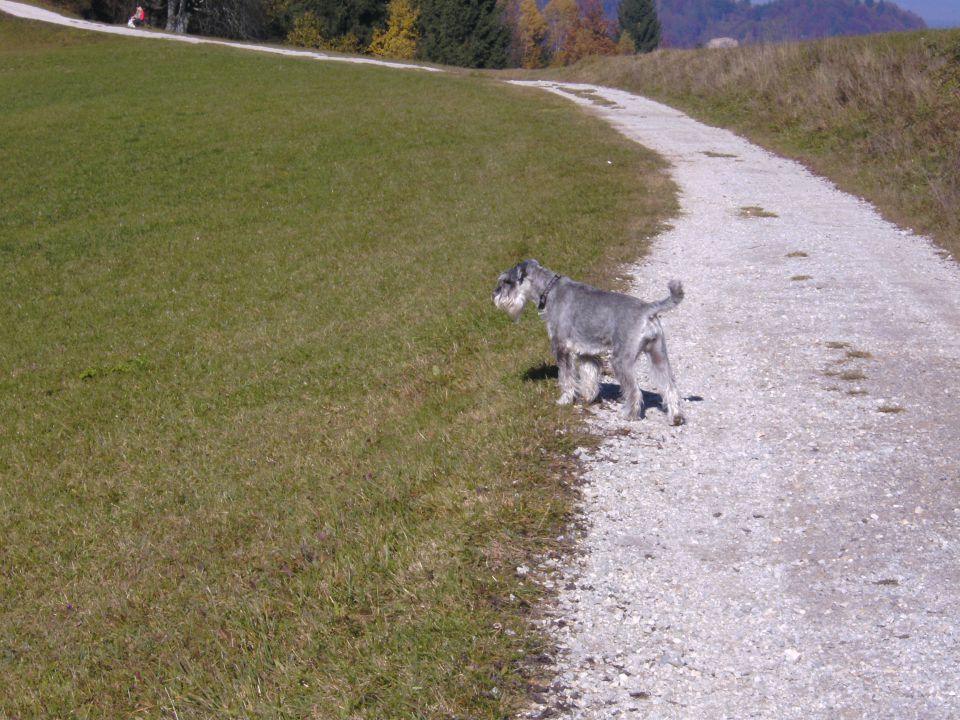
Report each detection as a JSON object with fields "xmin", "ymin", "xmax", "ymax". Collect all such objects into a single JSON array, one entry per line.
[
  {"xmin": 532, "ymin": 29, "xmax": 960, "ymax": 261},
  {"xmin": 0, "ymin": 16, "xmax": 676, "ymax": 719}
]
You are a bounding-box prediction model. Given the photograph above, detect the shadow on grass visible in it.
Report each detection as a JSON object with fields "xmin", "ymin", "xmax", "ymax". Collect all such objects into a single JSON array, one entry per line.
[{"xmin": 522, "ymin": 362, "xmax": 558, "ymax": 382}]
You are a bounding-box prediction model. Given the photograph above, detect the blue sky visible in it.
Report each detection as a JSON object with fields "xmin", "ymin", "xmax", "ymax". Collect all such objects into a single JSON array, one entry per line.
[
  {"xmin": 751, "ymin": 0, "xmax": 960, "ymax": 27},
  {"xmin": 891, "ymin": 0, "xmax": 960, "ymax": 27}
]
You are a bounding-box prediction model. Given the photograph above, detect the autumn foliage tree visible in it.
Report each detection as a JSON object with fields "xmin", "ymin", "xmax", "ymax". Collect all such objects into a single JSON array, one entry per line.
[
  {"xmin": 569, "ymin": 0, "xmax": 616, "ymax": 62},
  {"xmin": 369, "ymin": 0, "xmax": 421, "ymax": 59},
  {"xmin": 506, "ymin": 0, "xmax": 548, "ymax": 68},
  {"xmin": 543, "ymin": 0, "xmax": 579, "ymax": 65},
  {"xmin": 543, "ymin": 0, "xmax": 616, "ymax": 66}
]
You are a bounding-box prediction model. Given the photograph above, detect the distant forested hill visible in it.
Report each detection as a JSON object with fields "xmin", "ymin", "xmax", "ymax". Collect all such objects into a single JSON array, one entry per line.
[{"xmin": 604, "ymin": 0, "xmax": 927, "ymax": 48}]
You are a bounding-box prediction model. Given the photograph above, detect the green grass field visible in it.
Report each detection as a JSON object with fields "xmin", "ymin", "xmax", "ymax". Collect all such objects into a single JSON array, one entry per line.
[{"xmin": 0, "ymin": 16, "xmax": 676, "ymax": 718}]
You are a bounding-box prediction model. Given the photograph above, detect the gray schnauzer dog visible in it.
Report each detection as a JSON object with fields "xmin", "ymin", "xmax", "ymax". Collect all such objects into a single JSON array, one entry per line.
[{"xmin": 492, "ymin": 259, "xmax": 685, "ymax": 425}]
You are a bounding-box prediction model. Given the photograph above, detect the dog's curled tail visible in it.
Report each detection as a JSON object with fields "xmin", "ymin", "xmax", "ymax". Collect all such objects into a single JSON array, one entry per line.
[{"xmin": 647, "ymin": 280, "xmax": 684, "ymax": 316}]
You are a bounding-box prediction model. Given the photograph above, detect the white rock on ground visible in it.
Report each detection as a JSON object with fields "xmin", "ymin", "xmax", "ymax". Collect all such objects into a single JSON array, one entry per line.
[{"xmin": 511, "ymin": 81, "xmax": 960, "ymax": 720}]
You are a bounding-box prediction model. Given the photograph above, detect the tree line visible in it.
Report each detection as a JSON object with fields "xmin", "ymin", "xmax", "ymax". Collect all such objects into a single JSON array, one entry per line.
[
  {"xmin": 654, "ymin": 0, "xmax": 924, "ymax": 48},
  {"xmin": 50, "ymin": 0, "xmax": 661, "ymax": 67}
]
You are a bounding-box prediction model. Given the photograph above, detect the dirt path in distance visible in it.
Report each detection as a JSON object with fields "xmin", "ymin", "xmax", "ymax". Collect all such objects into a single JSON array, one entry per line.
[{"xmin": 0, "ymin": 0, "xmax": 436, "ymax": 71}]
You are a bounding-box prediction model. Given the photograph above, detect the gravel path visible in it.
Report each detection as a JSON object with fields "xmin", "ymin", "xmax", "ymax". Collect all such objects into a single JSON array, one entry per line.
[{"xmin": 510, "ymin": 81, "xmax": 960, "ymax": 719}]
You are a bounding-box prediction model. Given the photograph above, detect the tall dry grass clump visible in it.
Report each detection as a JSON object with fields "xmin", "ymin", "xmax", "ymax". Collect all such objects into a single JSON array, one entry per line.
[{"xmin": 553, "ymin": 30, "xmax": 960, "ymax": 259}]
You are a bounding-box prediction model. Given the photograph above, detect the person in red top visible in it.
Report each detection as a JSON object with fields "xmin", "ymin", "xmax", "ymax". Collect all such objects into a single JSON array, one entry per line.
[{"xmin": 127, "ymin": 5, "xmax": 145, "ymax": 28}]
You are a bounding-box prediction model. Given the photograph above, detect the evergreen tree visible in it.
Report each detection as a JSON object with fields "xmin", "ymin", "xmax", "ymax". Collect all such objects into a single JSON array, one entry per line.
[
  {"xmin": 618, "ymin": 0, "xmax": 660, "ymax": 53},
  {"xmin": 418, "ymin": 0, "xmax": 510, "ymax": 68},
  {"xmin": 294, "ymin": 0, "xmax": 388, "ymax": 48}
]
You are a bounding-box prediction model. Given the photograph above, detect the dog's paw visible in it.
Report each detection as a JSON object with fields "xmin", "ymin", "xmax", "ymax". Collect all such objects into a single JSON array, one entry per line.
[{"xmin": 557, "ymin": 393, "xmax": 575, "ymax": 405}]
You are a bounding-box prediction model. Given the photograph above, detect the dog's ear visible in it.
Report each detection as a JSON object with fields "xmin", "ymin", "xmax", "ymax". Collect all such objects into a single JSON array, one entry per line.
[{"xmin": 518, "ymin": 259, "xmax": 539, "ymax": 282}]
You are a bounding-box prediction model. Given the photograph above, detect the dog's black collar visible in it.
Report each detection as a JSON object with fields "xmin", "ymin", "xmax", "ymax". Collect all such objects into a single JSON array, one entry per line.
[{"xmin": 538, "ymin": 274, "xmax": 562, "ymax": 311}]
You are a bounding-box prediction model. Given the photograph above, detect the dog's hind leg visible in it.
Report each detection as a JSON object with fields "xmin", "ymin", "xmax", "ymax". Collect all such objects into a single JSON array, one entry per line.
[
  {"xmin": 612, "ymin": 351, "xmax": 643, "ymax": 419},
  {"xmin": 575, "ymin": 355, "xmax": 602, "ymax": 404},
  {"xmin": 648, "ymin": 332, "xmax": 683, "ymax": 425}
]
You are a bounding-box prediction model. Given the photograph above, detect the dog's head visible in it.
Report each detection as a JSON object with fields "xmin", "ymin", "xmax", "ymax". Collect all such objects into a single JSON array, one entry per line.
[{"xmin": 492, "ymin": 259, "xmax": 540, "ymax": 321}]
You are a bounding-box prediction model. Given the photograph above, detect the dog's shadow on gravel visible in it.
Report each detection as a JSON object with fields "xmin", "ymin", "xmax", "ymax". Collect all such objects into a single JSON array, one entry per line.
[{"xmin": 523, "ymin": 363, "xmax": 702, "ymax": 412}]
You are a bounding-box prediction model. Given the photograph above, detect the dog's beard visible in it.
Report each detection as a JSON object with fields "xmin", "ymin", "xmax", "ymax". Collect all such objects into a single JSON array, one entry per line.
[{"xmin": 493, "ymin": 292, "xmax": 526, "ymax": 322}]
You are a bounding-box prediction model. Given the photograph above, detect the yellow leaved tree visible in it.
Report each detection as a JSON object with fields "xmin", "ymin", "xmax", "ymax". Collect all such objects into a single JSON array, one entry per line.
[
  {"xmin": 516, "ymin": 0, "xmax": 548, "ymax": 69},
  {"xmin": 369, "ymin": 0, "xmax": 421, "ymax": 60}
]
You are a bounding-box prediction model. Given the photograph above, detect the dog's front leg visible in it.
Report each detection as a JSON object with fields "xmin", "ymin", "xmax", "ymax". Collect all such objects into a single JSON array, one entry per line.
[{"xmin": 553, "ymin": 341, "xmax": 576, "ymax": 405}]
